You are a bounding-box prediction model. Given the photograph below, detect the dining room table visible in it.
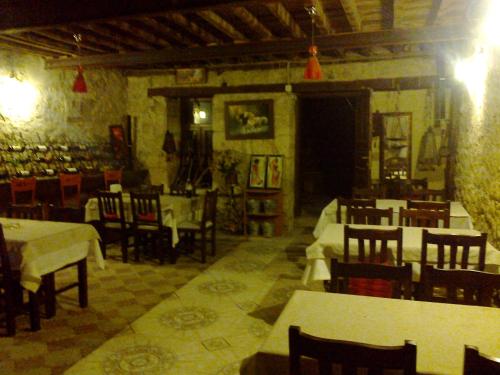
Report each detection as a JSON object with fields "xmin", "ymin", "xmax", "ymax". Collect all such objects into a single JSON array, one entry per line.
[
  {"xmin": 1, "ymin": 217, "xmax": 104, "ymax": 328},
  {"xmin": 84, "ymin": 192, "xmax": 202, "ymax": 247},
  {"xmin": 313, "ymin": 198, "xmax": 474, "ymax": 238},
  {"xmin": 240, "ymin": 290, "xmax": 500, "ymax": 375},
  {"xmin": 302, "ymin": 223, "xmax": 500, "ymax": 286}
]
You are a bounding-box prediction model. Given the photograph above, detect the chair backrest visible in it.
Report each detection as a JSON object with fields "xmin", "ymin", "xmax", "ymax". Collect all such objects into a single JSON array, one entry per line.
[
  {"xmin": 103, "ymin": 169, "xmax": 122, "ymax": 190},
  {"xmin": 288, "ymin": 325, "xmax": 417, "ymax": 375},
  {"xmin": 330, "ymin": 259, "xmax": 413, "ymax": 299},
  {"xmin": 337, "ymin": 198, "xmax": 376, "ymax": 223},
  {"xmin": 59, "ymin": 173, "xmax": 82, "ymax": 208},
  {"xmin": 97, "ymin": 191, "xmax": 126, "ymax": 229},
  {"xmin": 10, "ymin": 177, "xmax": 36, "ymax": 205},
  {"xmin": 463, "ymin": 345, "xmax": 500, "ymax": 375},
  {"xmin": 404, "ymin": 189, "xmax": 429, "ymax": 201},
  {"xmin": 422, "ymin": 266, "xmax": 499, "ymax": 306},
  {"xmin": 410, "ymin": 178, "xmax": 428, "ymax": 190},
  {"xmin": 407, "ymin": 199, "xmax": 451, "ymax": 211},
  {"xmin": 421, "ymin": 229, "xmax": 487, "ymax": 272},
  {"xmin": 129, "ymin": 191, "xmax": 163, "ymax": 229},
  {"xmin": 344, "ymin": 225, "xmax": 403, "ymax": 265},
  {"xmin": 352, "ymin": 187, "xmax": 380, "ymax": 199},
  {"xmin": 426, "ymin": 189, "xmax": 446, "ymax": 202},
  {"xmin": 201, "ymin": 189, "xmax": 218, "ymax": 226},
  {"xmin": 8, "ymin": 204, "xmax": 43, "ymax": 220},
  {"xmin": 346, "ymin": 207, "xmax": 393, "ymax": 225},
  {"xmin": 399, "ymin": 207, "xmax": 450, "ymax": 228}
]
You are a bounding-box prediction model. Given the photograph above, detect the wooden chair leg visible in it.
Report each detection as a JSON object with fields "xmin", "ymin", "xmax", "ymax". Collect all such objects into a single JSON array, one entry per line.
[
  {"xmin": 5, "ymin": 281, "xmax": 16, "ymax": 336},
  {"xmin": 201, "ymin": 230, "xmax": 206, "ymax": 263},
  {"xmin": 28, "ymin": 291, "xmax": 41, "ymax": 332},
  {"xmin": 211, "ymin": 226, "xmax": 216, "ymax": 256},
  {"xmin": 77, "ymin": 259, "xmax": 88, "ymax": 308},
  {"xmin": 121, "ymin": 235, "xmax": 128, "ymax": 263},
  {"xmin": 134, "ymin": 234, "xmax": 141, "ymax": 262},
  {"xmin": 42, "ymin": 273, "xmax": 56, "ymax": 318}
]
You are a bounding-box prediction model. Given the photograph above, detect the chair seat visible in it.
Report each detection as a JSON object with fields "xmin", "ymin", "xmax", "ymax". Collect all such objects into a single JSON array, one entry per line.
[
  {"xmin": 104, "ymin": 222, "xmax": 131, "ymax": 230},
  {"xmin": 178, "ymin": 220, "xmax": 213, "ymax": 231}
]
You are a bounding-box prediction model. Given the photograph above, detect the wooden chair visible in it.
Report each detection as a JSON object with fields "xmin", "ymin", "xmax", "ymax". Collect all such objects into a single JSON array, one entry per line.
[
  {"xmin": 352, "ymin": 187, "xmax": 380, "ymax": 199},
  {"xmin": 422, "ymin": 266, "xmax": 500, "ymax": 306},
  {"xmin": 463, "ymin": 345, "xmax": 500, "ymax": 375},
  {"xmin": 410, "ymin": 178, "xmax": 428, "ymax": 190},
  {"xmin": 10, "ymin": 177, "xmax": 37, "ymax": 206},
  {"xmin": 130, "ymin": 191, "xmax": 173, "ymax": 264},
  {"xmin": 426, "ymin": 189, "xmax": 446, "ymax": 201},
  {"xmin": 407, "ymin": 199, "xmax": 451, "ymax": 211},
  {"xmin": 346, "ymin": 207, "xmax": 393, "ymax": 225},
  {"xmin": 59, "ymin": 173, "xmax": 82, "ymax": 208},
  {"xmin": 421, "ymin": 229, "xmax": 487, "ymax": 273},
  {"xmin": 399, "ymin": 207, "xmax": 450, "ymax": 228},
  {"xmin": 103, "ymin": 169, "xmax": 122, "ymax": 190},
  {"xmin": 177, "ymin": 189, "xmax": 218, "ymax": 263},
  {"xmin": 97, "ymin": 191, "xmax": 131, "ymax": 262},
  {"xmin": 288, "ymin": 325, "xmax": 417, "ymax": 375},
  {"xmin": 336, "ymin": 197, "xmax": 376, "ymax": 223},
  {"xmin": 8, "ymin": 204, "xmax": 43, "ymax": 220},
  {"xmin": 329, "ymin": 259, "xmax": 413, "ymax": 299},
  {"xmin": 343, "ymin": 225, "xmax": 403, "ymax": 266},
  {"xmin": 0, "ymin": 224, "xmax": 40, "ymax": 335}
]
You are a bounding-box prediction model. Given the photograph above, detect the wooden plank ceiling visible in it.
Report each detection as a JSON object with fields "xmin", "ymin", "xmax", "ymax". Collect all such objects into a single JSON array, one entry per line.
[{"xmin": 0, "ymin": 0, "xmax": 473, "ymax": 71}]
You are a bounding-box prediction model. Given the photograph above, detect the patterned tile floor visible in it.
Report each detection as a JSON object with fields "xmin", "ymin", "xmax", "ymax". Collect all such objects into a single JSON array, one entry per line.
[{"xmin": 0, "ymin": 217, "xmax": 317, "ymax": 375}]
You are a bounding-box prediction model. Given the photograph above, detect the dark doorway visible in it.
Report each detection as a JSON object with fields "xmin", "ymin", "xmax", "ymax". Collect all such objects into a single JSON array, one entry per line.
[{"xmin": 297, "ymin": 96, "xmax": 356, "ymax": 214}]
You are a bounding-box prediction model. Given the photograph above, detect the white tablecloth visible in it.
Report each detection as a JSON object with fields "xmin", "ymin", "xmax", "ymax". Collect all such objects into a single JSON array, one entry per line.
[
  {"xmin": 313, "ymin": 199, "xmax": 474, "ymax": 238},
  {"xmin": 241, "ymin": 290, "xmax": 500, "ymax": 375},
  {"xmin": 1, "ymin": 218, "xmax": 104, "ymax": 292},
  {"xmin": 302, "ymin": 223, "xmax": 500, "ymax": 286},
  {"xmin": 85, "ymin": 193, "xmax": 200, "ymax": 246}
]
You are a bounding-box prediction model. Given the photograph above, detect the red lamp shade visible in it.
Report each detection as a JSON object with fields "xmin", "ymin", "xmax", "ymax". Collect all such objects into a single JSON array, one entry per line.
[
  {"xmin": 72, "ymin": 65, "xmax": 87, "ymax": 93},
  {"xmin": 304, "ymin": 45, "xmax": 322, "ymax": 80}
]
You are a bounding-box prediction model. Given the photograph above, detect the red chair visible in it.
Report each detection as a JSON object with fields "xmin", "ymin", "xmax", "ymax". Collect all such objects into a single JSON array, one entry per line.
[
  {"xmin": 104, "ymin": 169, "xmax": 123, "ymax": 191},
  {"xmin": 10, "ymin": 177, "xmax": 36, "ymax": 206},
  {"xmin": 59, "ymin": 173, "xmax": 82, "ymax": 208}
]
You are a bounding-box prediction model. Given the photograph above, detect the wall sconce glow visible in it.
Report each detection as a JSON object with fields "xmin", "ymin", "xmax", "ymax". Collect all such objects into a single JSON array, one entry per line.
[
  {"xmin": 0, "ymin": 76, "xmax": 39, "ymax": 122},
  {"xmin": 454, "ymin": 47, "xmax": 488, "ymax": 115},
  {"xmin": 481, "ymin": 0, "xmax": 500, "ymax": 46}
]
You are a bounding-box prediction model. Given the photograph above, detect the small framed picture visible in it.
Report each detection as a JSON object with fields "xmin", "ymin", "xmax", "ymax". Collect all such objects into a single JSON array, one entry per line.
[
  {"xmin": 248, "ymin": 155, "xmax": 267, "ymax": 189},
  {"xmin": 225, "ymin": 100, "xmax": 274, "ymax": 140},
  {"xmin": 266, "ymin": 155, "xmax": 283, "ymax": 189},
  {"xmin": 175, "ymin": 68, "xmax": 207, "ymax": 84}
]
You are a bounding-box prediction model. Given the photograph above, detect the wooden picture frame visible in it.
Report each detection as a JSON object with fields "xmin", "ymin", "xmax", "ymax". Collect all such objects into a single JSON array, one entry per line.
[
  {"xmin": 248, "ymin": 155, "xmax": 267, "ymax": 189},
  {"xmin": 265, "ymin": 155, "xmax": 283, "ymax": 189},
  {"xmin": 175, "ymin": 68, "xmax": 207, "ymax": 84},
  {"xmin": 225, "ymin": 100, "xmax": 274, "ymax": 140},
  {"xmin": 109, "ymin": 125, "xmax": 128, "ymax": 161}
]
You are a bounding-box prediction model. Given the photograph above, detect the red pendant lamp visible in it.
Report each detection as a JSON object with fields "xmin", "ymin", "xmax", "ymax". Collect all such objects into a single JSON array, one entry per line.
[
  {"xmin": 304, "ymin": 4, "xmax": 322, "ymax": 80},
  {"xmin": 72, "ymin": 34, "xmax": 87, "ymax": 93}
]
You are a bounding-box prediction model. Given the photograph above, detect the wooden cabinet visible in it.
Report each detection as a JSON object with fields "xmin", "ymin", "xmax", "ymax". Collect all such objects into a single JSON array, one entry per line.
[{"xmin": 244, "ymin": 189, "xmax": 283, "ymax": 237}]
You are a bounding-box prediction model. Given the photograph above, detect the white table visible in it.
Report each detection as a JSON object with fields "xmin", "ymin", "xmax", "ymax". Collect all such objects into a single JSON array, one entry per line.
[
  {"xmin": 85, "ymin": 193, "xmax": 200, "ymax": 246},
  {"xmin": 0, "ymin": 217, "xmax": 104, "ymax": 293},
  {"xmin": 313, "ymin": 199, "xmax": 474, "ymax": 238},
  {"xmin": 302, "ymin": 223, "xmax": 500, "ymax": 286},
  {"xmin": 241, "ymin": 290, "xmax": 500, "ymax": 375}
]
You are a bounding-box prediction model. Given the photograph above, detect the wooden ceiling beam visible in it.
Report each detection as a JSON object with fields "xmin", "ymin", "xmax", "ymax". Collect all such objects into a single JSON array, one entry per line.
[
  {"xmin": 339, "ymin": 0, "xmax": 362, "ymax": 32},
  {"xmin": 265, "ymin": 3, "xmax": 306, "ymax": 38},
  {"xmin": 79, "ymin": 23, "xmax": 149, "ymax": 50},
  {"xmin": 32, "ymin": 30, "xmax": 107, "ymax": 53},
  {"xmin": 0, "ymin": 34, "xmax": 71, "ymax": 56},
  {"xmin": 196, "ymin": 10, "xmax": 247, "ymax": 41},
  {"xmin": 164, "ymin": 13, "xmax": 221, "ymax": 45},
  {"xmin": 148, "ymin": 76, "xmax": 444, "ymax": 97},
  {"xmin": 426, "ymin": 0, "xmax": 443, "ymax": 25},
  {"xmin": 0, "ymin": 39, "xmax": 61, "ymax": 57},
  {"xmin": 232, "ymin": 7, "xmax": 273, "ymax": 39},
  {"xmin": 141, "ymin": 17, "xmax": 194, "ymax": 47},
  {"xmin": 106, "ymin": 20, "xmax": 171, "ymax": 48},
  {"xmin": 46, "ymin": 25, "xmax": 469, "ymax": 69},
  {"xmin": 381, "ymin": 0, "xmax": 395, "ymax": 29},
  {"xmin": 313, "ymin": 0, "xmax": 334, "ymax": 34},
  {"xmin": 0, "ymin": 0, "xmax": 267, "ymax": 34},
  {"xmin": 59, "ymin": 25, "xmax": 123, "ymax": 53}
]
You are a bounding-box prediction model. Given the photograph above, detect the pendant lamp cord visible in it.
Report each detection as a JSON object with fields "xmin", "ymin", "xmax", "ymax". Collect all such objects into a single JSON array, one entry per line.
[
  {"xmin": 73, "ymin": 33, "xmax": 82, "ymax": 66},
  {"xmin": 305, "ymin": 4, "xmax": 317, "ymax": 46}
]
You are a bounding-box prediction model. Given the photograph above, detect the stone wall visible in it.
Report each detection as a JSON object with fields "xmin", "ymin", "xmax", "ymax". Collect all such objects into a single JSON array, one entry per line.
[
  {"xmin": 455, "ymin": 51, "xmax": 500, "ymax": 248},
  {"xmin": 129, "ymin": 56, "xmax": 439, "ymax": 231},
  {"xmin": 0, "ymin": 50, "xmax": 127, "ymax": 143}
]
